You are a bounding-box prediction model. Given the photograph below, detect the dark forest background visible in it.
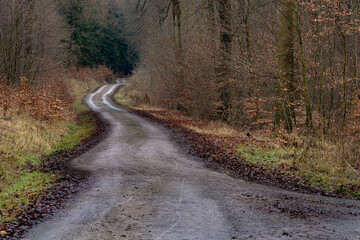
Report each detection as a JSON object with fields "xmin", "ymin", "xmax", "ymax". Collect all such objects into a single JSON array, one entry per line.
[{"xmin": 0, "ymin": 0, "xmax": 138, "ymax": 86}]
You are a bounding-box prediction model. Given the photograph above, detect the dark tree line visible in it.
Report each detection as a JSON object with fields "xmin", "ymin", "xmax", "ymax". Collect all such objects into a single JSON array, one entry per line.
[
  {"xmin": 59, "ymin": 0, "xmax": 138, "ymax": 75},
  {"xmin": 61, "ymin": 0, "xmax": 137, "ymax": 75},
  {"xmin": 0, "ymin": 0, "xmax": 138, "ymax": 86}
]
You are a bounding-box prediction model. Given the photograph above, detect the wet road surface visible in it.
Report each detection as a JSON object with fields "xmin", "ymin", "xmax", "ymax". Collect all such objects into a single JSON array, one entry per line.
[{"xmin": 23, "ymin": 80, "xmax": 360, "ymax": 240}]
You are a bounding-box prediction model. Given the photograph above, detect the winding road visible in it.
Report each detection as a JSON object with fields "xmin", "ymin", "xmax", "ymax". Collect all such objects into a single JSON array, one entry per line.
[{"xmin": 23, "ymin": 80, "xmax": 360, "ymax": 240}]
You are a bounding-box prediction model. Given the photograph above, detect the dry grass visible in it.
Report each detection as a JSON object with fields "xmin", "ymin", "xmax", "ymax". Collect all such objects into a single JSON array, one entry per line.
[
  {"xmin": 182, "ymin": 121, "xmax": 246, "ymax": 137},
  {"xmin": 1, "ymin": 114, "xmax": 69, "ymax": 155},
  {"xmin": 293, "ymin": 138, "xmax": 360, "ymax": 182},
  {"xmin": 133, "ymin": 105, "xmax": 165, "ymax": 111},
  {"xmin": 0, "ymin": 115, "xmax": 70, "ymax": 190},
  {"xmin": 150, "ymin": 111, "xmax": 192, "ymax": 121},
  {"xmin": 0, "ymin": 72, "xmax": 109, "ymax": 226},
  {"xmin": 0, "ymin": 77, "xmax": 105, "ymax": 191},
  {"xmin": 69, "ymin": 78, "xmax": 103, "ymax": 111},
  {"xmin": 113, "ymin": 88, "xmax": 135, "ymax": 108},
  {"xmin": 120, "ymin": 71, "xmax": 152, "ymax": 106},
  {"xmin": 113, "ymin": 88, "xmax": 163, "ymax": 112},
  {"xmin": 115, "ymin": 83, "xmax": 249, "ymax": 138}
]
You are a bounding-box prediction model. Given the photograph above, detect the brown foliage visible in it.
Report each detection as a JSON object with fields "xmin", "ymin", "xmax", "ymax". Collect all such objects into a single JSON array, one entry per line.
[
  {"xmin": 0, "ymin": 65, "xmax": 114, "ymax": 120},
  {"xmin": 0, "ymin": 76, "xmax": 73, "ymax": 121},
  {"xmin": 73, "ymin": 66, "xmax": 115, "ymax": 83}
]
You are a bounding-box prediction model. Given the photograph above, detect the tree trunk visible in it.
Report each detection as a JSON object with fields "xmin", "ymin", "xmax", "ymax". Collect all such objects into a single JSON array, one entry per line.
[
  {"xmin": 171, "ymin": 0, "xmax": 185, "ymax": 110},
  {"xmin": 295, "ymin": 3, "xmax": 313, "ymax": 130},
  {"xmin": 275, "ymin": 0, "xmax": 296, "ymax": 132},
  {"xmin": 172, "ymin": 0, "xmax": 182, "ymax": 63},
  {"xmin": 24, "ymin": 0, "xmax": 35, "ymax": 84},
  {"xmin": 341, "ymin": 31, "xmax": 348, "ymax": 129},
  {"xmin": 218, "ymin": 0, "xmax": 233, "ymax": 121},
  {"xmin": 353, "ymin": 0, "xmax": 359, "ymax": 99},
  {"xmin": 208, "ymin": 0, "xmax": 216, "ymax": 41},
  {"xmin": 327, "ymin": 46, "xmax": 335, "ymax": 131},
  {"xmin": 315, "ymin": 12, "xmax": 326, "ymax": 127},
  {"xmin": 238, "ymin": 0, "xmax": 251, "ymax": 61}
]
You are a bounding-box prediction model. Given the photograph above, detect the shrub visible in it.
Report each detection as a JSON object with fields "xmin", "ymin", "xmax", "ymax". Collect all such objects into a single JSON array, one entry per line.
[{"xmin": 1, "ymin": 77, "xmax": 73, "ymax": 121}]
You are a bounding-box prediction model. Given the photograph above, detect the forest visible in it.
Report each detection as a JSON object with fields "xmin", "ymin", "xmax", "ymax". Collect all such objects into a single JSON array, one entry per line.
[
  {"xmin": 0, "ymin": 0, "xmax": 360, "ymax": 237},
  {"xmin": 123, "ymin": 0, "xmax": 360, "ymax": 135},
  {"xmin": 0, "ymin": 0, "xmax": 136, "ymax": 87},
  {"xmin": 0, "ymin": 0, "xmax": 136, "ymax": 230},
  {"xmin": 0, "ymin": 0, "xmax": 137, "ymax": 123},
  {"xmin": 118, "ymin": 0, "xmax": 360, "ymax": 197},
  {"xmin": 0, "ymin": 0, "xmax": 359, "ymax": 195}
]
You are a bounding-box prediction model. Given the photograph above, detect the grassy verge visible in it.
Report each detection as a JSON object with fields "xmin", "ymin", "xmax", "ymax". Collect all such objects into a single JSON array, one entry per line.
[
  {"xmin": 113, "ymin": 88, "xmax": 134, "ymax": 108},
  {"xmin": 0, "ymin": 78, "xmax": 105, "ymax": 226},
  {"xmin": 235, "ymin": 140, "xmax": 360, "ymax": 197},
  {"xmin": 0, "ymin": 171, "xmax": 55, "ymax": 223},
  {"xmin": 115, "ymin": 89, "xmax": 360, "ymax": 199},
  {"xmin": 52, "ymin": 113, "xmax": 97, "ymax": 153}
]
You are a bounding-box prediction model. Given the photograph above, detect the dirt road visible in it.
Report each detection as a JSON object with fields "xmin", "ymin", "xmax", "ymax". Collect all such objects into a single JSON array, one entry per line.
[{"xmin": 23, "ymin": 80, "xmax": 360, "ymax": 240}]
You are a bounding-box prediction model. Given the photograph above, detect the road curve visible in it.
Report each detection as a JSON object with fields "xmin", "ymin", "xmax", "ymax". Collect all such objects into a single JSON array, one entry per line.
[{"xmin": 23, "ymin": 80, "xmax": 360, "ymax": 240}]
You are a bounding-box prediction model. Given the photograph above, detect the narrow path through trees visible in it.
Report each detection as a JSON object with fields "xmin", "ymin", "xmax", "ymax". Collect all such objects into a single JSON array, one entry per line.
[{"xmin": 23, "ymin": 81, "xmax": 360, "ymax": 240}]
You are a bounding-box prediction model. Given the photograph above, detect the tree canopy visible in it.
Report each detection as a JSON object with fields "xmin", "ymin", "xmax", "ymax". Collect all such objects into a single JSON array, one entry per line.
[{"xmin": 60, "ymin": 0, "xmax": 138, "ymax": 75}]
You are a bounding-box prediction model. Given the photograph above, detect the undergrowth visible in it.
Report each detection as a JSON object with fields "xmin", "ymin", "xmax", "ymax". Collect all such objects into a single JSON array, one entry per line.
[
  {"xmin": 0, "ymin": 68, "xmax": 111, "ymax": 226},
  {"xmin": 52, "ymin": 114, "xmax": 96, "ymax": 152},
  {"xmin": 114, "ymin": 89, "xmax": 134, "ymax": 108}
]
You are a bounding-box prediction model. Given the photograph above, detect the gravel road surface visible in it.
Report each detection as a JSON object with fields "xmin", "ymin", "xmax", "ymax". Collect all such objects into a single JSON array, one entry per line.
[{"xmin": 23, "ymin": 80, "xmax": 360, "ymax": 240}]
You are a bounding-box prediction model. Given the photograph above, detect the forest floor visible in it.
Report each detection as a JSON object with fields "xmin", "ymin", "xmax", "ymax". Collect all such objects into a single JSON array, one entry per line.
[{"xmin": 114, "ymin": 89, "xmax": 360, "ymax": 200}]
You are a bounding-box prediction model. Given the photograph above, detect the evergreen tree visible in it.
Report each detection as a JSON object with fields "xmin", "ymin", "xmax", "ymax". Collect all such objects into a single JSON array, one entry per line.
[{"xmin": 59, "ymin": 0, "xmax": 137, "ymax": 75}]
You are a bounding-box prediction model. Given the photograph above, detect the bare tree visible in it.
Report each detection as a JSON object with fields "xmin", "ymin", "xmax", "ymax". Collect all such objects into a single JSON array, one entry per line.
[
  {"xmin": 0, "ymin": 0, "xmax": 68, "ymax": 86},
  {"xmin": 275, "ymin": 0, "xmax": 296, "ymax": 131},
  {"xmin": 218, "ymin": 0, "xmax": 233, "ymax": 121}
]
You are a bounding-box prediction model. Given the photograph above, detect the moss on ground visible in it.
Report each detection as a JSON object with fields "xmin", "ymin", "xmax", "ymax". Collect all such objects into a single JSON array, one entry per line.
[{"xmin": 0, "ymin": 171, "xmax": 55, "ymax": 223}]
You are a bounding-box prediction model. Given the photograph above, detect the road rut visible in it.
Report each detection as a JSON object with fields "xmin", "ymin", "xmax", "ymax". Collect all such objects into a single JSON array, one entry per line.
[{"xmin": 23, "ymin": 80, "xmax": 360, "ymax": 240}]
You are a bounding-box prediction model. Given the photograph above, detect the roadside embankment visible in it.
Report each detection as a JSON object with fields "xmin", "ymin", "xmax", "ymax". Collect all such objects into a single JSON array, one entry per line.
[
  {"xmin": 114, "ymin": 84, "xmax": 360, "ymax": 200},
  {"xmin": 0, "ymin": 69, "xmax": 112, "ymax": 239}
]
